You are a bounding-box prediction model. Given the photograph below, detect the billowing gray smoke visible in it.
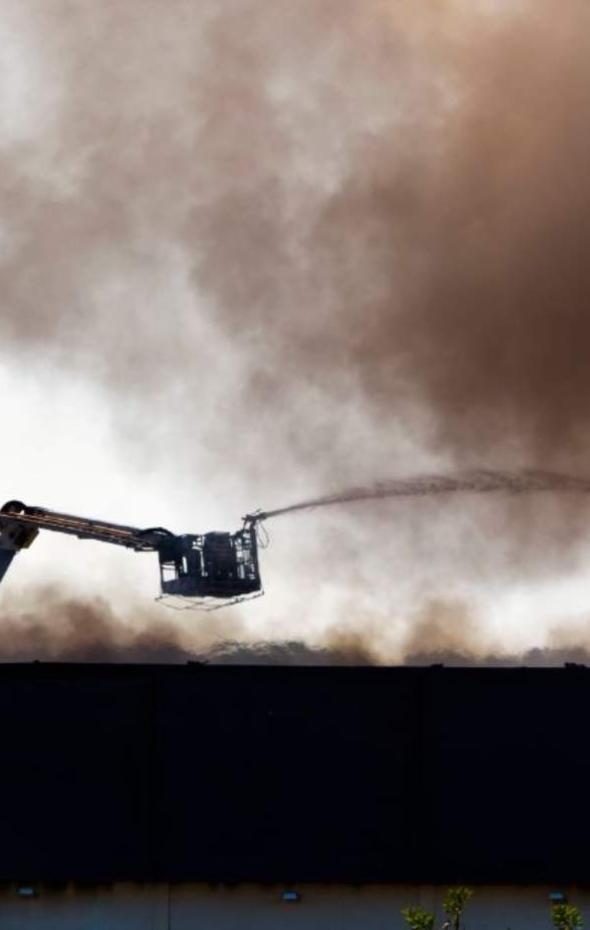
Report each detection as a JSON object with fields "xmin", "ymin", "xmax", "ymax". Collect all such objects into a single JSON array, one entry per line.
[
  {"xmin": 1, "ymin": 0, "xmax": 590, "ymax": 663},
  {"xmin": 4, "ymin": 1, "xmax": 590, "ymax": 465}
]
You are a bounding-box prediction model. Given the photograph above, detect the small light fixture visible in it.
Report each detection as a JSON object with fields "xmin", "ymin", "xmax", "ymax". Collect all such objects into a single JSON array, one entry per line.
[
  {"xmin": 16, "ymin": 886, "xmax": 37, "ymax": 899},
  {"xmin": 549, "ymin": 891, "xmax": 567, "ymax": 903},
  {"xmin": 281, "ymin": 890, "xmax": 301, "ymax": 903}
]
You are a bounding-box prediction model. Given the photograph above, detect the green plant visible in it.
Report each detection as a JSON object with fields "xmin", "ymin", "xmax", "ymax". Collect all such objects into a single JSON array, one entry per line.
[
  {"xmin": 401, "ymin": 905, "xmax": 435, "ymax": 930},
  {"xmin": 443, "ymin": 887, "xmax": 474, "ymax": 930},
  {"xmin": 552, "ymin": 903, "xmax": 583, "ymax": 930}
]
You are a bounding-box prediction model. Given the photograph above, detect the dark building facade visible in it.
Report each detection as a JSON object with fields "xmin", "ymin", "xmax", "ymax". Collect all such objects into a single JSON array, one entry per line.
[{"xmin": 0, "ymin": 662, "xmax": 586, "ymax": 887}]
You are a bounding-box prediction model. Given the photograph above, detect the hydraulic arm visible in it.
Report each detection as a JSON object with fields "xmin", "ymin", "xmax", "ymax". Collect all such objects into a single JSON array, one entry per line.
[{"xmin": 0, "ymin": 500, "xmax": 263, "ymax": 606}]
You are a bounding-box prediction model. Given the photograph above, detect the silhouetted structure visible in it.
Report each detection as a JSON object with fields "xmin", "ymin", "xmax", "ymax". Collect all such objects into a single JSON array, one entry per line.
[{"xmin": 0, "ymin": 663, "xmax": 585, "ymax": 883}]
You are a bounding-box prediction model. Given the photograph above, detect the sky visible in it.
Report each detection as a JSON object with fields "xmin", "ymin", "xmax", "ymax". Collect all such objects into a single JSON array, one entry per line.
[{"xmin": 1, "ymin": 0, "xmax": 590, "ymax": 663}]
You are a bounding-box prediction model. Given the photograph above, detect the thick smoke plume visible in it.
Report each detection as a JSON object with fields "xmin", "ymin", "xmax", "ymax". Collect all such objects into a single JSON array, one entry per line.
[
  {"xmin": 2, "ymin": 589, "xmax": 590, "ymax": 667},
  {"xmin": 3, "ymin": 1, "xmax": 590, "ymax": 468},
  {"xmin": 0, "ymin": 586, "xmax": 245, "ymax": 662},
  {"xmin": 1, "ymin": 1, "xmax": 590, "ymax": 660}
]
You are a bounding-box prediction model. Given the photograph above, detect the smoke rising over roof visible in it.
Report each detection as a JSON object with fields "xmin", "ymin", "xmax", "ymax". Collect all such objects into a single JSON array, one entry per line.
[
  {"xmin": 1, "ymin": 0, "xmax": 590, "ymax": 661},
  {"xmin": 5, "ymin": 0, "xmax": 590, "ymax": 456},
  {"xmin": 2, "ymin": 587, "xmax": 590, "ymax": 668}
]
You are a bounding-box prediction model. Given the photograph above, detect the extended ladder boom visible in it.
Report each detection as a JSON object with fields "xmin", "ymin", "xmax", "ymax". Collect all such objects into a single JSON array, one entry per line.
[
  {"xmin": 0, "ymin": 499, "xmax": 263, "ymax": 607},
  {"xmin": 0, "ymin": 500, "xmax": 172, "ymax": 552}
]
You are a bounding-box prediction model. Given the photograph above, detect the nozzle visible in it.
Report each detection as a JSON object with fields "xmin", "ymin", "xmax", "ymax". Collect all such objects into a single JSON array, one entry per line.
[{"xmin": 242, "ymin": 509, "xmax": 266, "ymax": 527}]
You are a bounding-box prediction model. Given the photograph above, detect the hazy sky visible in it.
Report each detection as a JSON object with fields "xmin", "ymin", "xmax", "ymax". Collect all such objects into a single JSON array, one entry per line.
[{"xmin": 1, "ymin": 0, "xmax": 590, "ymax": 662}]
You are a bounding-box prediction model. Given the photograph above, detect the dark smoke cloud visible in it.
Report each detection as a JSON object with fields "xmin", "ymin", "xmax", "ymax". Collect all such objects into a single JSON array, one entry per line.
[
  {"xmin": 321, "ymin": 597, "xmax": 590, "ymax": 667},
  {"xmin": 0, "ymin": 579, "xmax": 588, "ymax": 668},
  {"xmin": 367, "ymin": 8, "xmax": 590, "ymax": 462},
  {"xmin": 401, "ymin": 602, "xmax": 590, "ymax": 669},
  {"xmin": 2, "ymin": 1, "xmax": 590, "ymax": 660},
  {"xmin": 7, "ymin": 1, "xmax": 590, "ymax": 468},
  {"xmin": 178, "ymin": 0, "xmax": 590, "ymax": 468},
  {"xmin": 0, "ymin": 586, "xmax": 245, "ymax": 662}
]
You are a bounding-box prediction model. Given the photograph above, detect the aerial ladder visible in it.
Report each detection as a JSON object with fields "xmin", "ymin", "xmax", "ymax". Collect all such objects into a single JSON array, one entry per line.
[{"xmin": 0, "ymin": 499, "xmax": 263, "ymax": 608}]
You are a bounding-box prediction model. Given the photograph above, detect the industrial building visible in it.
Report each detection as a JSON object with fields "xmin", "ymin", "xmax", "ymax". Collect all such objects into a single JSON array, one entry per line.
[{"xmin": 0, "ymin": 662, "xmax": 587, "ymax": 928}]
